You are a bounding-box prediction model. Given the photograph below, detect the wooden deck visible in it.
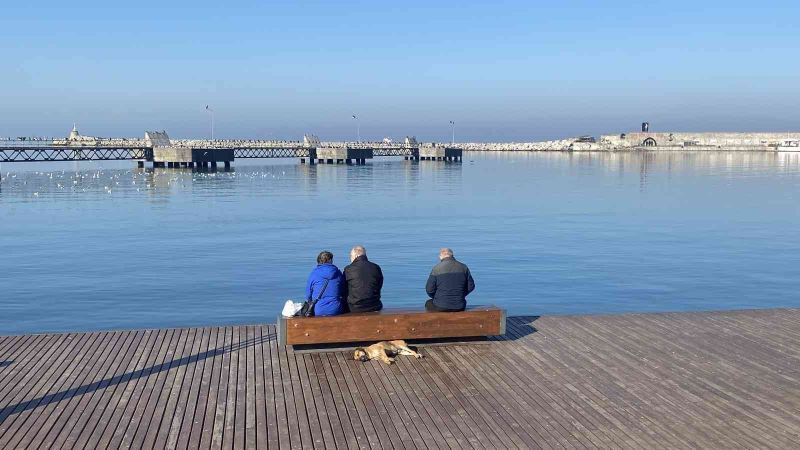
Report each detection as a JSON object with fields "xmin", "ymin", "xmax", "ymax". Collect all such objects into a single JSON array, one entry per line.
[{"xmin": 1, "ymin": 308, "xmax": 799, "ymax": 449}]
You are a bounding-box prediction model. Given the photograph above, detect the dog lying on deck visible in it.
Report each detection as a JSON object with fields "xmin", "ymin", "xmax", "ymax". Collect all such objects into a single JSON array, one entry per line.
[{"xmin": 353, "ymin": 340, "xmax": 423, "ymax": 365}]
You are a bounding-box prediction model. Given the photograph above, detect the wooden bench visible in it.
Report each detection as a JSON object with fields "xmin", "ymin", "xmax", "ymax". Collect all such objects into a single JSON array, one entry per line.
[{"xmin": 277, "ymin": 305, "xmax": 506, "ymax": 348}]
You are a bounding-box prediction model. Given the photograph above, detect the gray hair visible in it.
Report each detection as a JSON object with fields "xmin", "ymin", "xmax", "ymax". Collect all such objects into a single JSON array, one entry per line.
[
  {"xmin": 350, "ymin": 245, "xmax": 366, "ymax": 260},
  {"xmin": 439, "ymin": 248, "xmax": 454, "ymax": 258}
]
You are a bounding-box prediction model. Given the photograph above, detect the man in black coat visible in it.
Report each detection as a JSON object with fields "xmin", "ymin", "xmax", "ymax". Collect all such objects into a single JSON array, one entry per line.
[
  {"xmin": 343, "ymin": 245, "xmax": 384, "ymax": 313},
  {"xmin": 425, "ymin": 248, "xmax": 475, "ymax": 312}
]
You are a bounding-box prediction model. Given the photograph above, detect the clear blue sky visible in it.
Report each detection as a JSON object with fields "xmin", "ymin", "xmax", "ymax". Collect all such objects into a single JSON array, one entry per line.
[{"xmin": 1, "ymin": 1, "xmax": 798, "ymax": 141}]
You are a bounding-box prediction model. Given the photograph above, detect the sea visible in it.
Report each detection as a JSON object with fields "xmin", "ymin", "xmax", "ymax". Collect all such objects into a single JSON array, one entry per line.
[{"xmin": 2, "ymin": 151, "xmax": 799, "ymax": 335}]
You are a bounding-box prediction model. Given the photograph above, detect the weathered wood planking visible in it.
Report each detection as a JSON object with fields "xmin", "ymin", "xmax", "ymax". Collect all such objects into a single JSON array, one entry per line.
[
  {"xmin": 1, "ymin": 308, "xmax": 799, "ymax": 449},
  {"xmin": 279, "ymin": 305, "xmax": 506, "ymax": 346}
]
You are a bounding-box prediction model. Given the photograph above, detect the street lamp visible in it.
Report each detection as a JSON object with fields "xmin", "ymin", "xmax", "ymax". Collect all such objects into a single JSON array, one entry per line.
[
  {"xmin": 205, "ymin": 105, "xmax": 215, "ymax": 140},
  {"xmin": 352, "ymin": 114, "xmax": 360, "ymax": 143},
  {"xmin": 450, "ymin": 121, "xmax": 455, "ymax": 145}
]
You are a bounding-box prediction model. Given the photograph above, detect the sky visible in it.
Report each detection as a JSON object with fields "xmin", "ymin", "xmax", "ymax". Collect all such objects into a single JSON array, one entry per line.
[{"xmin": 1, "ymin": 1, "xmax": 798, "ymax": 142}]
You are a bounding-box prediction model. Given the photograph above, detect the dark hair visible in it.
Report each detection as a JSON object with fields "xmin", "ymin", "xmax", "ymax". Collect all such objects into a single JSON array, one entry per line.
[{"xmin": 317, "ymin": 251, "xmax": 333, "ymax": 264}]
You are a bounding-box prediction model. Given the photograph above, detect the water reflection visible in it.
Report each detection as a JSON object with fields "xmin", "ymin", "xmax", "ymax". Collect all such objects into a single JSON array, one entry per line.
[
  {"xmin": 4, "ymin": 152, "xmax": 798, "ymax": 200},
  {"xmin": 2, "ymin": 152, "xmax": 800, "ymax": 334}
]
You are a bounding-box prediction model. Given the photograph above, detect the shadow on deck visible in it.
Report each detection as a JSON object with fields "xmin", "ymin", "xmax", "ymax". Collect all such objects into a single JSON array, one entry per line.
[{"xmin": 0, "ymin": 332, "xmax": 274, "ymax": 422}]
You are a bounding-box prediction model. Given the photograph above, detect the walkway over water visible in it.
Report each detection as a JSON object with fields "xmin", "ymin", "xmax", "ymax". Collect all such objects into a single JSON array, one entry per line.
[{"xmin": 1, "ymin": 309, "xmax": 798, "ymax": 449}]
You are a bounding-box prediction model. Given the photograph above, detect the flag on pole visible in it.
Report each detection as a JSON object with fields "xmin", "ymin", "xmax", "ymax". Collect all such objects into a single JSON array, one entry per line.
[{"xmin": 352, "ymin": 115, "xmax": 357, "ymax": 119}]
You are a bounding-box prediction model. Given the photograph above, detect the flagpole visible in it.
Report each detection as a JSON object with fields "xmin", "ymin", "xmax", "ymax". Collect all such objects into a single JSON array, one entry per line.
[
  {"xmin": 352, "ymin": 114, "xmax": 360, "ymax": 143},
  {"xmin": 450, "ymin": 121, "xmax": 455, "ymax": 145},
  {"xmin": 206, "ymin": 105, "xmax": 215, "ymax": 141}
]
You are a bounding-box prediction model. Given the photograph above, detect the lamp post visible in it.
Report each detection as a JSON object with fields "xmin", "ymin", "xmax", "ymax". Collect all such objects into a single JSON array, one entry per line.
[
  {"xmin": 205, "ymin": 105, "xmax": 215, "ymax": 140},
  {"xmin": 352, "ymin": 114, "xmax": 360, "ymax": 143},
  {"xmin": 450, "ymin": 121, "xmax": 455, "ymax": 145}
]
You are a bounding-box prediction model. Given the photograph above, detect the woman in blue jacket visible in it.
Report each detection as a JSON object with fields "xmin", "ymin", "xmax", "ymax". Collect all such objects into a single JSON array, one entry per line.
[{"xmin": 305, "ymin": 250, "xmax": 346, "ymax": 316}]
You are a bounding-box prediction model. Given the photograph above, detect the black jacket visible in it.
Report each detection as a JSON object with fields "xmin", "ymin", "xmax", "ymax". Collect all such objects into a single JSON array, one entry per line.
[
  {"xmin": 425, "ymin": 257, "xmax": 475, "ymax": 311},
  {"xmin": 343, "ymin": 255, "xmax": 384, "ymax": 313}
]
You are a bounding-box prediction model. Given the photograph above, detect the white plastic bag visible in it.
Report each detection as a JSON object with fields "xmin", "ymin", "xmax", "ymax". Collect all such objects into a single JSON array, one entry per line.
[{"xmin": 281, "ymin": 300, "xmax": 304, "ymax": 318}]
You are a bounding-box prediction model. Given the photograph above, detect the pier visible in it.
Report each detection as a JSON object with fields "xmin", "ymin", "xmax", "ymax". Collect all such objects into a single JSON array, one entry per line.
[
  {"xmin": 1, "ymin": 308, "xmax": 798, "ymax": 449},
  {"xmin": 0, "ymin": 131, "xmax": 463, "ymax": 170}
]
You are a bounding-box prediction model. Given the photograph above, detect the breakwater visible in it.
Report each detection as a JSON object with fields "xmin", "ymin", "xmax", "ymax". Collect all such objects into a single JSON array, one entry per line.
[{"xmin": 456, "ymin": 132, "xmax": 800, "ymax": 152}]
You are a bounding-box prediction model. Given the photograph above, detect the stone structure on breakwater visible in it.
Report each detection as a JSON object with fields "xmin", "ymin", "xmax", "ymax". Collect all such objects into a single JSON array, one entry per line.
[
  {"xmin": 598, "ymin": 132, "xmax": 800, "ymax": 150},
  {"xmin": 457, "ymin": 132, "xmax": 800, "ymax": 152}
]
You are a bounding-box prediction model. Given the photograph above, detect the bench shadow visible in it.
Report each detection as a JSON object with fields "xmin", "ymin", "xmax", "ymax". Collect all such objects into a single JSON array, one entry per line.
[
  {"xmin": 0, "ymin": 361, "xmax": 13, "ymax": 368},
  {"xmin": 493, "ymin": 315, "xmax": 539, "ymax": 342},
  {"xmin": 0, "ymin": 331, "xmax": 275, "ymax": 423}
]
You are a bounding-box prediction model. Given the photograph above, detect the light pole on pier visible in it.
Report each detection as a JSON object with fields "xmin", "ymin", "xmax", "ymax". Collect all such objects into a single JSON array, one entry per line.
[
  {"xmin": 205, "ymin": 105, "xmax": 215, "ymax": 140},
  {"xmin": 352, "ymin": 114, "xmax": 360, "ymax": 143},
  {"xmin": 450, "ymin": 121, "xmax": 455, "ymax": 145}
]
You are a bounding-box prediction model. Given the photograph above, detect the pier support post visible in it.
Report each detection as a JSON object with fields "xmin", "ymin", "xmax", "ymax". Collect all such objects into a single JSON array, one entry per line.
[
  {"xmin": 346, "ymin": 159, "xmax": 352, "ymax": 165},
  {"xmin": 137, "ymin": 161, "xmax": 145, "ymax": 168},
  {"xmin": 300, "ymin": 158, "xmax": 305, "ymax": 164},
  {"xmin": 224, "ymin": 161, "xmax": 231, "ymax": 171}
]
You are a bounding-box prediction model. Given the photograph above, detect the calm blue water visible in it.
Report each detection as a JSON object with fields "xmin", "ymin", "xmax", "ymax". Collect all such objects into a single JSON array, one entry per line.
[{"xmin": 2, "ymin": 152, "xmax": 800, "ymax": 335}]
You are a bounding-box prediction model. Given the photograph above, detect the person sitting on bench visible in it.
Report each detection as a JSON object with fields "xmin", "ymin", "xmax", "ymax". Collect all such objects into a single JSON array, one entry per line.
[
  {"xmin": 425, "ymin": 248, "xmax": 475, "ymax": 312},
  {"xmin": 305, "ymin": 250, "xmax": 346, "ymax": 316},
  {"xmin": 343, "ymin": 245, "xmax": 384, "ymax": 313}
]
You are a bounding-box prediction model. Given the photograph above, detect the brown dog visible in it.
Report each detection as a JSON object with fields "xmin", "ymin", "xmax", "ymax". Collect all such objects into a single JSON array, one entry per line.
[{"xmin": 353, "ymin": 340, "xmax": 423, "ymax": 365}]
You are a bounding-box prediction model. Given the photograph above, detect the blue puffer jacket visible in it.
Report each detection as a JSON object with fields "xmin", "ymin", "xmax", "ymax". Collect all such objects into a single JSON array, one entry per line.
[{"xmin": 305, "ymin": 263, "xmax": 345, "ymax": 316}]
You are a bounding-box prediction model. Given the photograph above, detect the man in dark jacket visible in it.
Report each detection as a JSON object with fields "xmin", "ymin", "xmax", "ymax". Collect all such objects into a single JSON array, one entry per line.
[
  {"xmin": 343, "ymin": 245, "xmax": 384, "ymax": 313},
  {"xmin": 425, "ymin": 248, "xmax": 475, "ymax": 312}
]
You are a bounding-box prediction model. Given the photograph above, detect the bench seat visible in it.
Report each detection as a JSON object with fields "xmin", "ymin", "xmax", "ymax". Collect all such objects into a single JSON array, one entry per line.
[{"xmin": 277, "ymin": 305, "xmax": 506, "ymax": 346}]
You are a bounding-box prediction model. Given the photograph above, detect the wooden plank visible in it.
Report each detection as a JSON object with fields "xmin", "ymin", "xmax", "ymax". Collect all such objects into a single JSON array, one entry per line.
[
  {"xmin": 261, "ymin": 325, "xmax": 281, "ymax": 450},
  {"xmin": 307, "ymin": 353, "xmax": 352, "ymax": 449},
  {"xmin": 332, "ymin": 351, "xmax": 395, "ymax": 450},
  {"xmin": 32, "ymin": 330, "xmax": 140, "ymax": 449},
  {"xmin": 221, "ymin": 325, "xmax": 241, "ymax": 450},
  {"xmin": 49, "ymin": 330, "xmax": 149, "ymax": 450},
  {"xmin": 300, "ymin": 353, "xmax": 337, "ymax": 449},
  {"xmin": 83, "ymin": 328, "xmax": 161, "ymax": 449},
  {"xmin": 152, "ymin": 327, "xmax": 203, "ymax": 449},
  {"xmin": 283, "ymin": 307, "xmax": 504, "ymax": 345},
  {"xmin": 335, "ymin": 352, "xmax": 403, "ymax": 450},
  {"xmin": 369, "ymin": 350, "xmax": 453, "ymax": 448},
  {"xmin": 358, "ymin": 355, "xmax": 425, "ymax": 449},
  {"xmin": 500, "ymin": 318, "xmax": 663, "ymax": 449},
  {"xmin": 208, "ymin": 325, "xmax": 233, "ymax": 450},
  {"xmin": 282, "ymin": 341, "xmax": 316, "ymax": 449},
  {"xmin": 320, "ymin": 353, "xmax": 369, "ymax": 449},
  {"xmin": 0, "ymin": 334, "xmax": 68, "ymax": 409},
  {"xmin": 128, "ymin": 327, "xmax": 192, "ymax": 449},
  {"xmin": 166, "ymin": 326, "xmax": 212, "ymax": 449},
  {"xmin": 287, "ymin": 351, "xmax": 325, "ymax": 450},
  {"xmin": 603, "ymin": 314, "xmax": 800, "ymax": 448},
  {"xmin": 558, "ymin": 315, "xmax": 756, "ymax": 448},
  {"xmin": 0, "ymin": 332, "xmax": 94, "ymax": 446},
  {"xmin": 400, "ymin": 346, "xmax": 489, "ymax": 450},
  {"xmin": 243, "ymin": 325, "xmax": 258, "ymax": 450},
  {"xmin": 194, "ymin": 326, "xmax": 226, "ymax": 450},
  {"xmin": 106, "ymin": 328, "xmax": 177, "ymax": 449},
  {"xmin": 266, "ymin": 324, "xmax": 290, "ymax": 450},
  {"xmin": 31, "ymin": 331, "xmax": 121, "ymax": 449}
]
